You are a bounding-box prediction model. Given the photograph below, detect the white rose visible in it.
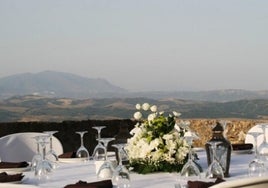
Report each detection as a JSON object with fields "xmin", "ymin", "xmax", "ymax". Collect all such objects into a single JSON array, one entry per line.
[
  {"xmin": 173, "ymin": 111, "xmax": 181, "ymax": 117},
  {"xmin": 148, "ymin": 113, "xmax": 156, "ymax": 121},
  {"xmin": 135, "ymin": 103, "xmax": 141, "ymax": 110},
  {"xmin": 174, "ymin": 124, "xmax": 181, "ymax": 132},
  {"xmin": 142, "ymin": 103, "xmax": 150, "ymax": 111},
  {"xmin": 150, "ymin": 105, "xmax": 157, "ymax": 112},
  {"xmin": 159, "ymin": 111, "xmax": 164, "ymax": 115},
  {"xmin": 133, "ymin": 111, "xmax": 142, "ymax": 120}
]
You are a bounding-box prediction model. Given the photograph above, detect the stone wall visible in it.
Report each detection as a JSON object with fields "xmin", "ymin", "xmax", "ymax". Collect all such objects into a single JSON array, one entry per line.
[
  {"xmin": 0, "ymin": 119, "xmax": 135, "ymax": 154},
  {"xmin": 0, "ymin": 119, "xmax": 266, "ymax": 153}
]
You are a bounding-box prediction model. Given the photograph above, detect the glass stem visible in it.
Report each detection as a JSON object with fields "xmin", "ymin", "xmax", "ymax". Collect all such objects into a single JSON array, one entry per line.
[
  {"xmin": 118, "ymin": 148, "xmax": 123, "ymax": 165},
  {"xmin": 253, "ymin": 136, "xmax": 258, "ymax": 158},
  {"xmin": 37, "ymin": 143, "xmax": 40, "ymax": 154},
  {"xmin": 42, "ymin": 145, "xmax": 46, "ymax": 160},
  {"xmin": 50, "ymin": 136, "xmax": 53, "ymax": 150},
  {"xmin": 80, "ymin": 134, "xmax": 84, "ymax": 147},
  {"xmin": 263, "ymin": 127, "xmax": 267, "ymax": 144}
]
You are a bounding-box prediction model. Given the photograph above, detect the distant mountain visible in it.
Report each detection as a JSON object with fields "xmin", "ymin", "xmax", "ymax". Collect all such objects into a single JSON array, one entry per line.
[
  {"xmin": 129, "ymin": 89, "xmax": 268, "ymax": 102},
  {"xmin": 0, "ymin": 71, "xmax": 127, "ymax": 99},
  {"xmin": 1, "ymin": 71, "xmax": 268, "ymax": 102}
]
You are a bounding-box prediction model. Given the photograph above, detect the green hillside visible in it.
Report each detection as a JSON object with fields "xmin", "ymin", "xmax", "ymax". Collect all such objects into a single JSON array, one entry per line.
[{"xmin": 0, "ymin": 95, "xmax": 268, "ymax": 122}]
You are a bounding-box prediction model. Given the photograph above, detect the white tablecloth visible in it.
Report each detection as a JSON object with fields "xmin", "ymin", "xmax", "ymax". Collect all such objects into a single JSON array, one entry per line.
[{"xmin": 19, "ymin": 150, "xmax": 254, "ymax": 188}]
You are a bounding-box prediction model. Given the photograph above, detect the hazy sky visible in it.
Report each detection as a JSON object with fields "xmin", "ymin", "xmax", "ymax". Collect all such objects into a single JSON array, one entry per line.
[{"xmin": 1, "ymin": 0, "xmax": 268, "ymax": 92}]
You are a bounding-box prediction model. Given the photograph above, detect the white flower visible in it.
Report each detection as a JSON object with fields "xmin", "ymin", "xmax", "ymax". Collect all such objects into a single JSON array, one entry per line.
[
  {"xmin": 150, "ymin": 105, "xmax": 157, "ymax": 112},
  {"xmin": 173, "ymin": 111, "xmax": 181, "ymax": 117},
  {"xmin": 147, "ymin": 113, "xmax": 156, "ymax": 121},
  {"xmin": 135, "ymin": 103, "xmax": 141, "ymax": 110},
  {"xmin": 126, "ymin": 102, "xmax": 190, "ymax": 173},
  {"xmin": 142, "ymin": 103, "xmax": 150, "ymax": 111},
  {"xmin": 133, "ymin": 111, "xmax": 142, "ymax": 120},
  {"xmin": 177, "ymin": 120, "xmax": 190, "ymax": 130},
  {"xmin": 174, "ymin": 124, "xmax": 181, "ymax": 132}
]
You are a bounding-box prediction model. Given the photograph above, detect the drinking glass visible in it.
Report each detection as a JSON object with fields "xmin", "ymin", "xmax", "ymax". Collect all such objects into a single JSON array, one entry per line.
[
  {"xmin": 92, "ymin": 126, "xmax": 106, "ymax": 160},
  {"xmin": 258, "ymin": 124, "xmax": 268, "ymax": 162},
  {"xmin": 112, "ymin": 143, "xmax": 130, "ymax": 188},
  {"xmin": 31, "ymin": 136, "xmax": 42, "ymax": 171},
  {"xmin": 205, "ymin": 141, "xmax": 224, "ymax": 179},
  {"xmin": 34, "ymin": 135, "xmax": 53, "ymax": 181},
  {"xmin": 76, "ymin": 131, "xmax": 89, "ymax": 161},
  {"xmin": 43, "ymin": 131, "xmax": 59, "ymax": 169},
  {"xmin": 248, "ymin": 131, "xmax": 265, "ymax": 177},
  {"xmin": 97, "ymin": 137, "xmax": 115, "ymax": 179},
  {"xmin": 219, "ymin": 120, "xmax": 231, "ymax": 139},
  {"xmin": 180, "ymin": 135, "xmax": 201, "ymax": 179}
]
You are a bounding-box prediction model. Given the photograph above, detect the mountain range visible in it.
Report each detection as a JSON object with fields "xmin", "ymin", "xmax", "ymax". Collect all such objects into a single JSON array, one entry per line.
[
  {"xmin": 0, "ymin": 71, "xmax": 127, "ymax": 99},
  {"xmin": 1, "ymin": 71, "xmax": 268, "ymax": 122},
  {"xmin": 0, "ymin": 71, "xmax": 268, "ymax": 102}
]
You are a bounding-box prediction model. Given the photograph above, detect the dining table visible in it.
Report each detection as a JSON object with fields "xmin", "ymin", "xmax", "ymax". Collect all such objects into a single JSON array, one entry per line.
[{"xmin": 1, "ymin": 148, "xmax": 258, "ymax": 188}]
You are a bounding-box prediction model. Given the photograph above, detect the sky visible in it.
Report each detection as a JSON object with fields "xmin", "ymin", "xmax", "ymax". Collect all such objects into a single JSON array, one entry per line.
[{"xmin": 0, "ymin": 0, "xmax": 268, "ymax": 92}]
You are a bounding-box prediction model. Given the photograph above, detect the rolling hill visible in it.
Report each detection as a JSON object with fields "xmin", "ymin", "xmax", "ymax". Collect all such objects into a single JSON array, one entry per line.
[{"xmin": 1, "ymin": 95, "xmax": 268, "ymax": 122}]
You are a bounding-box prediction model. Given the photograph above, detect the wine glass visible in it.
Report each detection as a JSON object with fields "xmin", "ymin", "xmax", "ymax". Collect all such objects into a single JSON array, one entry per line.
[
  {"xmin": 219, "ymin": 120, "xmax": 231, "ymax": 139},
  {"xmin": 180, "ymin": 134, "xmax": 201, "ymax": 179},
  {"xmin": 258, "ymin": 124, "xmax": 268, "ymax": 162},
  {"xmin": 248, "ymin": 131, "xmax": 265, "ymax": 177},
  {"xmin": 76, "ymin": 131, "xmax": 89, "ymax": 161},
  {"xmin": 205, "ymin": 141, "xmax": 224, "ymax": 179},
  {"xmin": 92, "ymin": 126, "xmax": 106, "ymax": 160},
  {"xmin": 112, "ymin": 143, "xmax": 130, "ymax": 188},
  {"xmin": 43, "ymin": 131, "xmax": 59, "ymax": 169},
  {"xmin": 34, "ymin": 135, "xmax": 53, "ymax": 181},
  {"xmin": 97, "ymin": 137, "xmax": 115, "ymax": 179},
  {"xmin": 31, "ymin": 135, "xmax": 42, "ymax": 171}
]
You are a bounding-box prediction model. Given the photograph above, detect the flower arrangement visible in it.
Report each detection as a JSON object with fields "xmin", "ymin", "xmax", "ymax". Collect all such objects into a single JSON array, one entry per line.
[{"xmin": 125, "ymin": 102, "xmax": 191, "ymax": 174}]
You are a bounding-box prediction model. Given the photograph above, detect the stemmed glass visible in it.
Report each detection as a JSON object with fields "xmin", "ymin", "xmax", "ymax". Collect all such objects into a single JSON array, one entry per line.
[
  {"xmin": 219, "ymin": 120, "xmax": 231, "ymax": 139},
  {"xmin": 112, "ymin": 143, "xmax": 130, "ymax": 188},
  {"xmin": 76, "ymin": 131, "xmax": 89, "ymax": 161},
  {"xmin": 31, "ymin": 136, "xmax": 42, "ymax": 171},
  {"xmin": 92, "ymin": 126, "xmax": 106, "ymax": 160},
  {"xmin": 43, "ymin": 131, "xmax": 59, "ymax": 169},
  {"xmin": 180, "ymin": 134, "xmax": 201, "ymax": 179},
  {"xmin": 248, "ymin": 131, "xmax": 265, "ymax": 177},
  {"xmin": 205, "ymin": 141, "xmax": 224, "ymax": 179},
  {"xmin": 97, "ymin": 137, "xmax": 115, "ymax": 179},
  {"xmin": 34, "ymin": 135, "xmax": 53, "ymax": 181},
  {"xmin": 258, "ymin": 124, "xmax": 268, "ymax": 161}
]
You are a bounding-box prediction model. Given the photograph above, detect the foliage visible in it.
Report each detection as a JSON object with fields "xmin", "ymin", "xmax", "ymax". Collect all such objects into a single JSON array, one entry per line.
[{"xmin": 125, "ymin": 103, "xmax": 191, "ymax": 174}]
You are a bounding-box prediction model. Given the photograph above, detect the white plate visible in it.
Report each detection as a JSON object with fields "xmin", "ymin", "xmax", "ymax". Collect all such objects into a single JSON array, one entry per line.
[
  {"xmin": 0, "ymin": 166, "xmax": 31, "ymax": 173},
  {"xmin": 193, "ymin": 147, "xmax": 205, "ymax": 152},
  {"xmin": 58, "ymin": 157, "xmax": 88, "ymax": 163},
  {"xmin": 0, "ymin": 183, "xmax": 38, "ymax": 187},
  {"xmin": 0, "ymin": 180, "xmax": 22, "ymax": 184},
  {"xmin": 232, "ymin": 149, "xmax": 253, "ymax": 155}
]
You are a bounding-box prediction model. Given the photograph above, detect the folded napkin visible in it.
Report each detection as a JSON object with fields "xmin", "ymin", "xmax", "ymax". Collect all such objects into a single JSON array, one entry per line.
[
  {"xmin": 58, "ymin": 151, "xmax": 77, "ymax": 158},
  {"xmin": 232, "ymin": 143, "xmax": 253, "ymax": 151},
  {"xmin": 0, "ymin": 161, "xmax": 29, "ymax": 169},
  {"xmin": 188, "ymin": 178, "xmax": 225, "ymax": 188},
  {"xmin": 64, "ymin": 180, "xmax": 113, "ymax": 188},
  {"xmin": 0, "ymin": 172, "xmax": 24, "ymax": 183}
]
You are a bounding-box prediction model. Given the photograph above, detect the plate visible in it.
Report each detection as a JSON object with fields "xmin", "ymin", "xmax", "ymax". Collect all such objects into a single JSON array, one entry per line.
[
  {"xmin": 193, "ymin": 147, "xmax": 205, "ymax": 152},
  {"xmin": 0, "ymin": 166, "xmax": 31, "ymax": 173},
  {"xmin": 232, "ymin": 149, "xmax": 253, "ymax": 155},
  {"xmin": 0, "ymin": 183, "xmax": 38, "ymax": 187},
  {"xmin": 58, "ymin": 157, "xmax": 88, "ymax": 163},
  {"xmin": 0, "ymin": 180, "xmax": 22, "ymax": 184}
]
